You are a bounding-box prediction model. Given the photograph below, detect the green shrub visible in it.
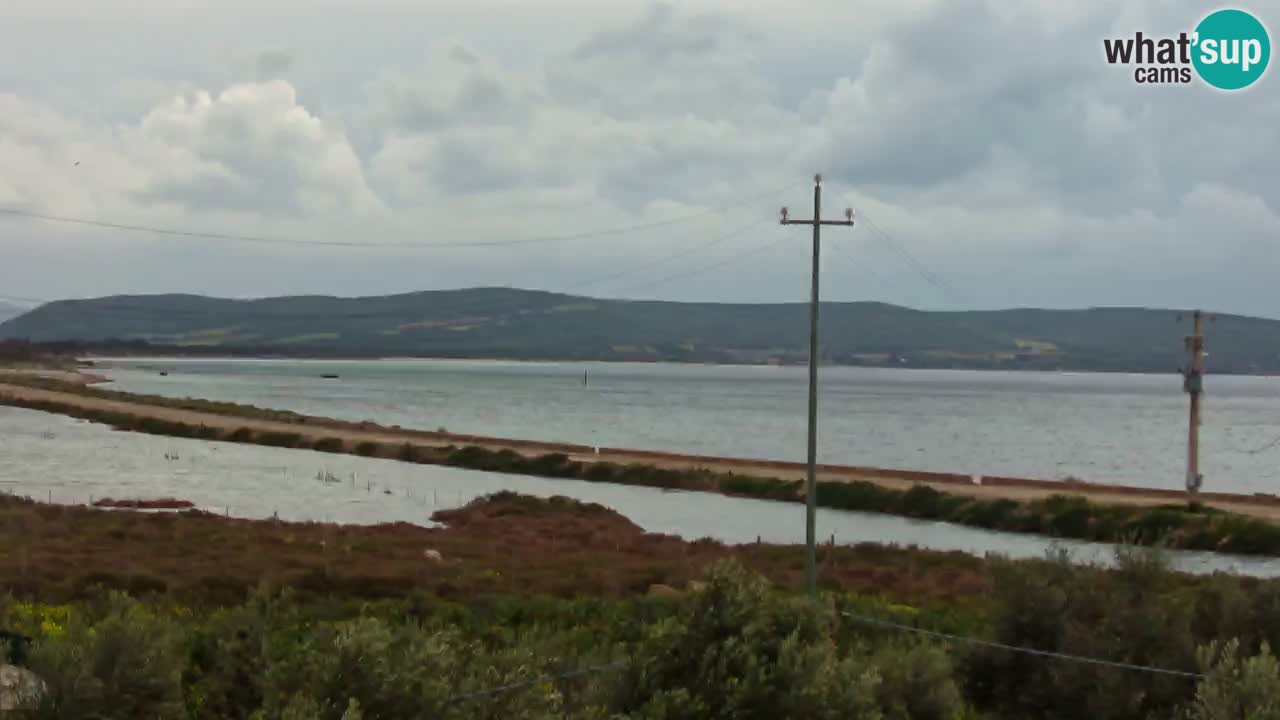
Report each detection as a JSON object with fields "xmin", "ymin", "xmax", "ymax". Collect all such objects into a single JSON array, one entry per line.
[
  {"xmin": 1215, "ymin": 518, "xmax": 1280, "ymax": 555},
  {"xmin": 353, "ymin": 441, "xmax": 381, "ymax": 457},
  {"xmin": 312, "ymin": 437, "xmax": 344, "ymax": 453},
  {"xmin": 720, "ymin": 475, "xmax": 798, "ymax": 500},
  {"xmin": 956, "ymin": 499, "xmax": 1021, "ymax": 529},
  {"xmin": 1182, "ymin": 639, "xmax": 1280, "ymax": 720},
  {"xmin": 866, "ymin": 641, "xmax": 965, "ymax": 720},
  {"xmin": 28, "ymin": 592, "xmax": 184, "ymax": 720},
  {"xmin": 897, "ymin": 484, "xmax": 954, "ymax": 519},
  {"xmin": 584, "ymin": 462, "xmax": 619, "ymax": 482},
  {"xmin": 521, "ymin": 453, "xmax": 576, "ymax": 478},
  {"xmin": 817, "ymin": 480, "xmax": 899, "ymax": 514},
  {"xmin": 258, "ymin": 432, "xmax": 304, "ymax": 449},
  {"xmin": 613, "ymin": 560, "xmax": 882, "ymax": 719}
]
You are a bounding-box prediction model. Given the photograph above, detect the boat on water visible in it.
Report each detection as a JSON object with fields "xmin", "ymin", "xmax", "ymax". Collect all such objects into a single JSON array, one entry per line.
[{"xmin": 320, "ymin": 374, "xmax": 340, "ymax": 379}]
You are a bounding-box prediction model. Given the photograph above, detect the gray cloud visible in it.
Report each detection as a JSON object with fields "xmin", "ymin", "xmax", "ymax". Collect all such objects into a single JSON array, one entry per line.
[
  {"xmin": 254, "ymin": 50, "xmax": 295, "ymax": 80},
  {"xmin": 0, "ymin": 0, "xmax": 1277, "ymax": 318}
]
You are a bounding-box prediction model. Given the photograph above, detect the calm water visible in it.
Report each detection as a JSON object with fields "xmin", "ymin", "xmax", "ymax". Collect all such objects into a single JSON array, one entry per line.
[
  {"xmin": 92, "ymin": 357, "xmax": 1280, "ymax": 494},
  {"xmin": 0, "ymin": 404, "xmax": 1275, "ymax": 577}
]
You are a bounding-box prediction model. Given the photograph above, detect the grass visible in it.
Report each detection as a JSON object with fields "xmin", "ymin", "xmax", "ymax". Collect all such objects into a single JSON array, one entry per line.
[{"xmin": 6, "ymin": 382, "xmax": 1280, "ymax": 556}]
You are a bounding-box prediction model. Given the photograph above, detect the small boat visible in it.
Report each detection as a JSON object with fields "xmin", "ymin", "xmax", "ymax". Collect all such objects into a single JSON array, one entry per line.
[
  {"xmin": 158, "ymin": 371, "xmax": 168, "ymax": 376},
  {"xmin": 320, "ymin": 374, "xmax": 340, "ymax": 379}
]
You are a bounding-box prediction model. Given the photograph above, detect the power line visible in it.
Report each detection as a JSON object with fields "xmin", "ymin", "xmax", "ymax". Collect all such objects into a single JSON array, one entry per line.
[
  {"xmin": 0, "ymin": 181, "xmax": 799, "ymax": 251},
  {"xmin": 564, "ymin": 217, "xmax": 768, "ymax": 292},
  {"xmin": 445, "ymin": 659, "xmax": 629, "ymax": 705},
  {"xmin": 830, "ymin": 235, "xmax": 887, "ymax": 288},
  {"xmin": 857, "ymin": 213, "xmax": 961, "ymax": 301},
  {"xmin": 0, "ymin": 219, "xmax": 777, "ymax": 320},
  {"xmin": 840, "ymin": 611, "xmax": 1203, "ymax": 680},
  {"xmin": 0, "ymin": 294, "xmax": 49, "ymax": 306},
  {"xmin": 605, "ymin": 232, "xmax": 791, "ymax": 297}
]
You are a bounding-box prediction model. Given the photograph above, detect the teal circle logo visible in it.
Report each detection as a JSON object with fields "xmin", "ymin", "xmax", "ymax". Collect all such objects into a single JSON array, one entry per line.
[{"xmin": 1192, "ymin": 9, "xmax": 1271, "ymax": 90}]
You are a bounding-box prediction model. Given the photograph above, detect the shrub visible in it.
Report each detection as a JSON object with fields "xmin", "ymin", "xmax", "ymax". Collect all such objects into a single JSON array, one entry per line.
[
  {"xmin": 818, "ymin": 480, "xmax": 899, "ymax": 514},
  {"xmin": 1182, "ymin": 639, "xmax": 1280, "ymax": 720},
  {"xmin": 258, "ymin": 432, "xmax": 304, "ymax": 449},
  {"xmin": 866, "ymin": 641, "xmax": 964, "ymax": 720},
  {"xmin": 27, "ymin": 592, "xmax": 184, "ymax": 720},
  {"xmin": 521, "ymin": 453, "xmax": 576, "ymax": 478},
  {"xmin": 312, "ymin": 437, "xmax": 344, "ymax": 453},
  {"xmin": 583, "ymin": 462, "xmax": 619, "ymax": 483},
  {"xmin": 613, "ymin": 560, "xmax": 882, "ymax": 719},
  {"xmin": 353, "ymin": 442, "xmax": 381, "ymax": 457}
]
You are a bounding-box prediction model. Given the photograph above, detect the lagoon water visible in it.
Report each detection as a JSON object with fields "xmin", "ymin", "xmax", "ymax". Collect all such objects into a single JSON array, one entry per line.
[
  {"xmin": 1, "ymin": 404, "xmax": 1277, "ymax": 578},
  {"xmin": 92, "ymin": 358, "xmax": 1280, "ymax": 494}
]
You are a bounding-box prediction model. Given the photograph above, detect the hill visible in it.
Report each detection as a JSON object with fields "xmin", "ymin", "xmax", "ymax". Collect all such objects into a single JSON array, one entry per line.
[
  {"xmin": 1, "ymin": 288, "xmax": 1277, "ymax": 372},
  {"xmin": 0, "ymin": 301, "xmax": 26, "ymax": 324}
]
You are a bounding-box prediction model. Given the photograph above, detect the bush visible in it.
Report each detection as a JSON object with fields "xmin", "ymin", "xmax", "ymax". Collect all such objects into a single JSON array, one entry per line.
[
  {"xmin": 353, "ymin": 441, "xmax": 381, "ymax": 457},
  {"xmin": 253, "ymin": 617, "xmax": 563, "ymax": 720},
  {"xmin": 258, "ymin": 432, "xmax": 304, "ymax": 449},
  {"xmin": 312, "ymin": 437, "xmax": 344, "ymax": 453},
  {"xmin": 613, "ymin": 560, "xmax": 882, "ymax": 719},
  {"xmin": 1182, "ymin": 639, "xmax": 1280, "ymax": 720},
  {"xmin": 962, "ymin": 546, "xmax": 1199, "ymax": 720},
  {"xmin": 866, "ymin": 641, "xmax": 964, "ymax": 720},
  {"xmin": 27, "ymin": 592, "xmax": 184, "ymax": 719}
]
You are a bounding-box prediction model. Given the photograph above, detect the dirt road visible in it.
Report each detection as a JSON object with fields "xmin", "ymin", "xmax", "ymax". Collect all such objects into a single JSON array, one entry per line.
[{"xmin": 4, "ymin": 376, "xmax": 1280, "ymax": 522}]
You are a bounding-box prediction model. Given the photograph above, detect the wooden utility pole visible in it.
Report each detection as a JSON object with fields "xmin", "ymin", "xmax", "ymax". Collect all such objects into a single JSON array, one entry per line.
[
  {"xmin": 1180, "ymin": 310, "xmax": 1212, "ymax": 499},
  {"xmin": 780, "ymin": 174, "xmax": 855, "ymax": 596}
]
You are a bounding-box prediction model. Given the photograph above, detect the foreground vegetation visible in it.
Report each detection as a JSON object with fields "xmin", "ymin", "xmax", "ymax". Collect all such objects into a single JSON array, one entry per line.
[
  {"xmin": 6, "ymin": 377, "xmax": 1280, "ymax": 556},
  {"xmin": 7, "ymin": 548, "xmax": 1280, "ymax": 718}
]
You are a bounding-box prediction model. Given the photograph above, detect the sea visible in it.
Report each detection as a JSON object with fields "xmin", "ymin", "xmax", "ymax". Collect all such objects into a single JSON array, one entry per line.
[
  {"xmin": 4, "ymin": 358, "xmax": 1280, "ymax": 575},
  {"xmin": 89, "ymin": 358, "xmax": 1280, "ymax": 494}
]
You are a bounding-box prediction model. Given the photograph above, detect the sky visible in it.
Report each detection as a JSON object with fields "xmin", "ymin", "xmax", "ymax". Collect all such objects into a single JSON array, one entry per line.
[{"xmin": 0, "ymin": 0, "xmax": 1277, "ymax": 317}]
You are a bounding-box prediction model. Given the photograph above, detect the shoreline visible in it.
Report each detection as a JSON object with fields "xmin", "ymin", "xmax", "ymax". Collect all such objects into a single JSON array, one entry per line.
[
  {"xmin": 79, "ymin": 352, "xmax": 1280, "ymax": 377},
  {"xmin": 6, "ymin": 370, "xmax": 1280, "ymax": 555},
  {"xmin": 3, "ymin": 371, "xmax": 1275, "ymax": 513}
]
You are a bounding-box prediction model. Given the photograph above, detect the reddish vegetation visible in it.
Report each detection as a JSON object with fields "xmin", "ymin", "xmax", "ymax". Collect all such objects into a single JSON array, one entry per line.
[
  {"xmin": 92, "ymin": 498, "xmax": 196, "ymax": 510},
  {"xmin": 0, "ymin": 491, "xmax": 991, "ymax": 605}
]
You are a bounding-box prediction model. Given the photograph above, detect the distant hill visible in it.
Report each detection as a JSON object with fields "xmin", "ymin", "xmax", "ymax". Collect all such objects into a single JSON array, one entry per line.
[
  {"xmin": 0, "ymin": 302, "xmax": 27, "ymax": 324},
  {"xmin": 1, "ymin": 288, "xmax": 1277, "ymax": 373}
]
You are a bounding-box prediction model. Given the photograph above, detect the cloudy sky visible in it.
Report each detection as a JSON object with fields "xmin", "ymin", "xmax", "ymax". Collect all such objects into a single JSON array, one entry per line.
[{"xmin": 1, "ymin": 0, "xmax": 1277, "ymax": 317}]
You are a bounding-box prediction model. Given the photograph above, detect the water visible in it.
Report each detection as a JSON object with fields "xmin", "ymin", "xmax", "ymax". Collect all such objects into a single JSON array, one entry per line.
[
  {"xmin": 91, "ymin": 357, "xmax": 1280, "ymax": 494},
  {"xmin": 0, "ymin": 404, "xmax": 1276, "ymax": 578}
]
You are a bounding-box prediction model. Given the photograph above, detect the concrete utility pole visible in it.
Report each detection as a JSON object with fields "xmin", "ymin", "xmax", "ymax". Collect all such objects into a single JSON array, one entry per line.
[
  {"xmin": 1179, "ymin": 310, "xmax": 1213, "ymax": 500},
  {"xmin": 780, "ymin": 174, "xmax": 854, "ymax": 596}
]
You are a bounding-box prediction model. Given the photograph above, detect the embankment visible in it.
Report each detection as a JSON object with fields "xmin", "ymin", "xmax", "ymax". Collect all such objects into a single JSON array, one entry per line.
[{"xmin": 5, "ymin": 374, "xmax": 1280, "ymax": 555}]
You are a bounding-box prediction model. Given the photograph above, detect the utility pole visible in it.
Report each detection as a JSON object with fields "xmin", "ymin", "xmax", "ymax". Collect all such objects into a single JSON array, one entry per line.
[
  {"xmin": 780, "ymin": 174, "xmax": 854, "ymax": 596},
  {"xmin": 1179, "ymin": 309, "xmax": 1213, "ymax": 500}
]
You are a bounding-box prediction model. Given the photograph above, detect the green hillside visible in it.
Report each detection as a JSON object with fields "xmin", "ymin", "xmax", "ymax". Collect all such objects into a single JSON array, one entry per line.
[{"xmin": 1, "ymin": 288, "xmax": 1277, "ymax": 372}]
